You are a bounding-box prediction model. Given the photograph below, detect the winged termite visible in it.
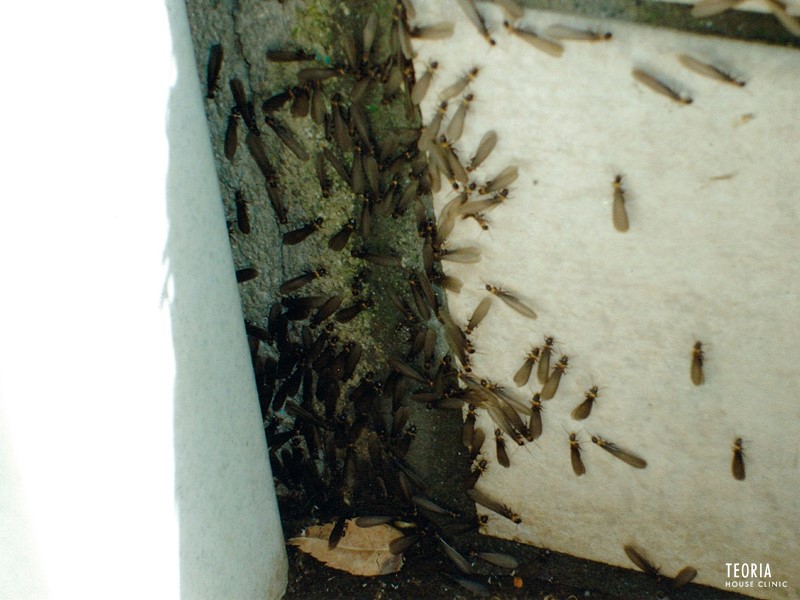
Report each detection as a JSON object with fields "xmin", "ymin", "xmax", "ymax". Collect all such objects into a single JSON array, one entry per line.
[
  {"xmin": 418, "ymin": 101, "xmax": 448, "ymax": 151},
  {"xmin": 456, "ymin": 0, "xmax": 497, "ymax": 44},
  {"xmin": 327, "ymin": 218, "xmax": 356, "ymax": 252},
  {"xmin": 440, "ymin": 68, "xmax": 481, "ymax": 103},
  {"xmin": 354, "ymin": 515, "xmax": 395, "ymax": 528},
  {"xmin": 412, "ymin": 495, "xmax": 458, "ymax": 518},
  {"xmin": 229, "ymin": 79, "xmax": 259, "ymax": 136},
  {"xmin": 467, "ymin": 488, "xmax": 522, "ymax": 523},
  {"xmin": 678, "ymin": 54, "xmax": 745, "ymax": 87},
  {"xmin": 468, "ymin": 130, "xmax": 497, "ymax": 172},
  {"xmin": 264, "ymin": 115, "xmax": 309, "ymax": 161},
  {"xmin": 480, "ymin": 165, "xmax": 518, "ymax": 194},
  {"xmin": 206, "ymin": 44, "xmax": 223, "ymax": 99},
  {"xmin": 672, "ymin": 566, "xmax": 698, "ymax": 589},
  {"xmin": 436, "ymin": 136, "xmax": 469, "ymax": 184},
  {"xmin": 494, "ymin": 429, "xmax": 511, "ymax": 467},
  {"xmin": 282, "ymin": 217, "xmax": 323, "ymax": 245},
  {"xmin": 612, "ymin": 175, "xmax": 629, "ymax": 232},
  {"xmin": 351, "ymin": 247, "xmax": 402, "ymax": 267},
  {"xmin": 540, "ymin": 355, "xmax": 567, "ymax": 399},
  {"xmin": 410, "ymin": 61, "xmax": 438, "ymax": 105},
  {"xmin": 591, "ymin": 435, "xmax": 647, "ymax": 469},
  {"xmin": 464, "ymin": 457, "xmax": 488, "ymax": 490},
  {"xmin": 490, "ymin": 0, "xmax": 524, "ymax": 19},
  {"xmin": 448, "ymin": 575, "xmax": 490, "ymax": 598},
  {"xmin": 314, "ymin": 153, "xmax": 332, "ymax": 198},
  {"xmin": 503, "ymin": 21, "xmax": 563, "ymax": 57},
  {"xmin": 469, "ymin": 427, "xmax": 486, "ymax": 460},
  {"xmin": 466, "ymin": 297, "xmax": 492, "ymax": 335},
  {"xmin": 224, "ymin": 112, "xmax": 239, "ymax": 161},
  {"xmin": 569, "ymin": 432, "xmax": 586, "ymax": 476},
  {"xmin": 331, "ymin": 94, "xmax": 352, "ymax": 153},
  {"xmin": 262, "ymin": 88, "xmax": 293, "ymax": 114},
  {"xmin": 362, "ymin": 13, "xmax": 378, "ymax": 63},
  {"xmin": 310, "ymin": 295, "xmax": 343, "ymax": 327},
  {"xmin": 690, "ymin": 0, "xmax": 745, "ymax": 17},
  {"xmin": 482, "ymin": 393, "xmax": 529, "ymax": 444},
  {"xmin": 485, "ymin": 284, "xmax": 537, "ymax": 319},
  {"xmin": 632, "ymin": 68, "xmax": 692, "ymax": 104},
  {"xmin": 764, "ymin": 0, "xmax": 800, "ymax": 36},
  {"xmin": 732, "ymin": 437, "xmax": 745, "ymax": 480},
  {"xmin": 457, "ymin": 189, "xmax": 509, "ymax": 215},
  {"xmin": 437, "ymin": 535, "xmax": 473, "ymax": 574},
  {"xmin": 571, "ymin": 386, "xmax": 599, "ymax": 420},
  {"xmin": 513, "ymin": 347, "xmax": 540, "ymax": 387},
  {"xmin": 236, "ymin": 267, "xmax": 258, "ymax": 283},
  {"xmin": 389, "ymin": 357, "xmax": 432, "ymax": 385},
  {"xmin": 234, "ymin": 190, "xmax": 250, "ymax": 234},
  {"xmin": 245, "ymin": 132, "xmax": 276, "ymax": 180},
  {"xmin": 624, "ymin": 544, "xmax": 660, "ymax": 577},
  {"xmin": 279, "ymin": 268, "xmax": 327, "ymax": 294},
  {"xmin": 409, "ymin": 22, "xmax": 455, "ymax": 39},
  {"xmin": 463, "ymin": 404, "xmax": 478, "ymax": 448},
  {"xmin": 290, "ymin": 86, "xmax": 310, "ymax": 118},
  {"xmin": 297, "ymin": 66, "xmax": 345, "ymax": 83},
  {"xmin": 462, "ymin": 212, "xmax": 490, "ymax": 231},
  {"xmin": 545, "ymin": 24, "xmax": 612, "ymax": 40},
  {"xmin": 328, "ymin": 516, "xmax": 348, "ymax": 549},
  {"xmin": 476, "ymin": 551, "xmax": 519, "ymax": 569},
  {"xmin": 433, "ymin": 273, "xmax": 463, "ymax": 293},
  {"xmin": 349, "ymin": 103, "xmax": 372, "ymax": 147},
  {"xmin": 446, "ymin": 93, "xmax": 474, "ymax": 143},
  {"xmin": 527, "ymin": 394, "xmax": 542, "ymax": 440},
  {"xmin": 323, "ymin": 148, "xmax": 350, "ymax": 186},
  {"xmin": 435, "ymin": 246, "xmax": 482, "ymax": 264},
  {"xmin": 691, "ymin": 341, "xmax": 705, "ymax": 385}
]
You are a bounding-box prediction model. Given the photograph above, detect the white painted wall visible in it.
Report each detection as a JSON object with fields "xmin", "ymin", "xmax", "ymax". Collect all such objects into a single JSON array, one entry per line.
[
  {"xmin": 0, "ymin": 1, "xmax": 287, "ymax": 599},
  {"xmin": 411, "ymin": 2, "xmax": 800, "ymax": 597}
]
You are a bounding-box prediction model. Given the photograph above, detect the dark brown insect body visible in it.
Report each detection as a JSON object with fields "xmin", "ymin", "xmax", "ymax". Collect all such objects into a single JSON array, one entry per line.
[
  {"xmin": 329, "ymin": 219, "xmax": 357, "ymax": 251},
  {"xmin": 503, "ymin": 21, "xmax": 564, "ymax": 57},
  {"xmin": 234, "ymin": 190, "xmax": 250, "ymax": 234},
  {"xmin": 732, "ymin": 437, "xmax": 745, "ymax": 480},
  {"xmin": 467, "ymin": 488, "xmax": 521, "ymax": 523},
  {"xmin": 279, "ymin": 268, "xmax": 326, "ymax": 294},
  {"xmin": 691, "ymin": 341, "xmax": 704, "ymax": 385},
  {"xmin": 632, "ymin": 68, "xmax": 692, "ymax": 105},
  {"xmin": 571, "ymin": 386, "xmax": 599, "ymax": 420},
  {"xmin": 624, "ymin": 544, "xmax": 660, "ymax": 577},
  {"xmin": 206, "ymin": 44, "xmax": 223, "ymax": 99},
  {"xmin": 527, "ymin": 394, "xmax": 542, "ymax": 441},
  {"xmin": 513, "ymin": 347, "xmax": 540, "ymax": 387},
  {"xmin": 236, "ymin": 267, "xmax": 258, "ymax": 283},
  {"xmin": 591, "ymin": 434, "xmax": 647, "ymax": 469},
  {"xmin": 540, "ymin": 355, "xmax": 568, "ymax": 400},
  {"xmin": 537, "ymin": 336, "xmax": 554, "ymax": 384},
  {"xmin": 569, "ymin": 432, "xmax": 586, "ymax": 476},
  {"xmin": 282, "ymin": 217, "xmax": 323, "ymax": 245},
  {"xmin": 495, "ymin": 428, "xmax": 510, "ymax": 468},
  {"xmin": 678, "ymin": 54, "xmax": 745, "ymax": 87},
  {"xmin": 466, "ymin": 297, "xmax": 492, "ymax": 334},
  {"xmin": 612, "ymin": 175, "xmax": 629, "ymax": 232},
  {"xmin": 224, "ymin": 113, "xmax": 239, "ymax": 161},
  {"xmin": 335, "ymin": 298, "xmax": 373, "ymax": 323},
  {"xmin": 485, "ymin": 284, "xmax": 537, "ymax": 319},
  {"xmin": 672, "ymin": 566, "xmax": 698, "ymax": 589}
]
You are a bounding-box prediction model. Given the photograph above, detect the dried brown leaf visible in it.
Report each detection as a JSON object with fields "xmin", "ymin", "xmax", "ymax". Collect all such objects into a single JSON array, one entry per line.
[{"xmin": 288, "ymin": 519, "xmax": 405, "ymax": 576}]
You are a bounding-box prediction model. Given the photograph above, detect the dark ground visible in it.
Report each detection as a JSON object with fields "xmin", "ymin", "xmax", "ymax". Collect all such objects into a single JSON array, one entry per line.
[{"xmin": 281, "ymin": 512, "xmax": 756, "ymax": 600}]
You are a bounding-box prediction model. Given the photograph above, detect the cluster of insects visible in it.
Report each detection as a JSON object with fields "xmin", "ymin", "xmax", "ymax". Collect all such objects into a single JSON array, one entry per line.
[{"xmin": 196, "ymin": 0, "xmax": 784, "ymax": 595}]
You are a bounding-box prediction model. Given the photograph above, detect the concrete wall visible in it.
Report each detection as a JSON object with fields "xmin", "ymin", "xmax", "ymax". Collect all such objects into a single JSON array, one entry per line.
[{"xmin": 0, "ymin": 0, "xmax": 287, "ymax": 598}]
